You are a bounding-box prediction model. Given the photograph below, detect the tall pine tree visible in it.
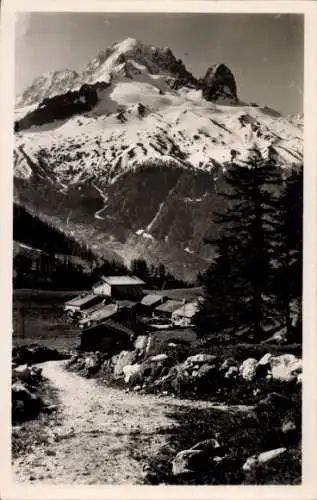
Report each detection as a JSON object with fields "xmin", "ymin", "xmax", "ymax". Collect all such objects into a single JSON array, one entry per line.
[
  {"xmin": 267, "ymin": 165, "xmax": 303, "ymax": 339},
  {"xmin": 200, "ymin": 147, "xmax": 283, "ymax": 340}
]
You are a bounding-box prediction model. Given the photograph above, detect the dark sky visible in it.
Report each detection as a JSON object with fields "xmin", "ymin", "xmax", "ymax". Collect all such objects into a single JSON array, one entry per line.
[{"xmin": 15, "ymin": 12, "xmax": 304, "ymax": 115}]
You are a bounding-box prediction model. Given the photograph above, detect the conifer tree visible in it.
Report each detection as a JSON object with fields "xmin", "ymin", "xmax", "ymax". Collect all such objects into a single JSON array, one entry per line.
[
  {"xmin": 200, "ymin": 147, "xmax": 282, "ymax": 339},
  {"xmin": 267, "ymin": 165, "xmax": 303, "ymax": 338}
]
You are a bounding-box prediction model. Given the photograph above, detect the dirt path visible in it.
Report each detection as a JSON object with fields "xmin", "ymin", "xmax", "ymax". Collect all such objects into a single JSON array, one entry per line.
[{"xmin": 12, "ymin": 360, "xmax": 250, "ymax": 485}]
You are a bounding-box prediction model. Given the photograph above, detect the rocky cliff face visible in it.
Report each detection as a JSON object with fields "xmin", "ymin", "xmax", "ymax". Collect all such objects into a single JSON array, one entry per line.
[
  {"xmin": 16, "ymin": 70, "xmax": 81, "ymax": 108},
  {"xmin": 16, "ymin": 38, "xmax": 197, "ymax": 109},
  {"xmin": 201, "ymin": 64, "xmax": 238, "ymax": 104}
]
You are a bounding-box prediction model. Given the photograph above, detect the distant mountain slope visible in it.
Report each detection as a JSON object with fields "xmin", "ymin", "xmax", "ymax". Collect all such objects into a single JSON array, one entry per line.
[
  {"xmin": 13, "ymin": 203, "xmax": 98, "ymax": 269},
  {"xmin": 14, "ymin": 38, "xmax": 303, "ymax": 280}
]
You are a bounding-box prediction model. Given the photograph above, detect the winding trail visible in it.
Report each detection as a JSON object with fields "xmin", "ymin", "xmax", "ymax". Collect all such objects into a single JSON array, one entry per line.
[
  {"xmin": 92, "ymin": 183, "xmax": 109, "ymax": 220},
  {"xmin": 13, "ymin": 360, "xmax": 250, "ymax": 485}
]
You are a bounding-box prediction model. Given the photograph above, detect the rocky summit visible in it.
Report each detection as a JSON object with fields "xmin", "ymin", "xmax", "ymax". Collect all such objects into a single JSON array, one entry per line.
[
  {"xmin": 201, "ymin": 64, "xmax": 238, "ymax": 104},
  {"xmin": 14, "ymin": 38, "xmax": 303, "ymax": 280}
]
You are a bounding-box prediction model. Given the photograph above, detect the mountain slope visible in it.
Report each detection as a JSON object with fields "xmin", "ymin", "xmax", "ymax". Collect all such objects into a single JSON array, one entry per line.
[{"xmin": 14, "ymin": 38, "xmax": 303, "ymax": 280}]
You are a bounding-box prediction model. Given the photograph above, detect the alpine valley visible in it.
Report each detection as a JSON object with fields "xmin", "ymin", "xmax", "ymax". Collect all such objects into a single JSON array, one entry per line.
[{"xmin": 14, "ymin": 38, "xmax": 303, "ymax": 281}]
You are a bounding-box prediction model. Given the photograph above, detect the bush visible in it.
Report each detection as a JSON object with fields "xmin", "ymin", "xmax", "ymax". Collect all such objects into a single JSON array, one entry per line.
[{"xmin": 13, "ymin": 344, "xmax": 70, "ymax": 365}]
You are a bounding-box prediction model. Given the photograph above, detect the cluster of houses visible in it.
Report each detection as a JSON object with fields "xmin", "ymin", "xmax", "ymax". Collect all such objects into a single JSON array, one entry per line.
[{"xmin": 64, "ymin": 275, "xmax": 203, "ymax": 353}]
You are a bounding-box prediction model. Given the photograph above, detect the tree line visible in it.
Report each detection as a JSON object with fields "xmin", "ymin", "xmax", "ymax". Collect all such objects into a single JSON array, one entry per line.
[
  {"xmin": 13, "ymin": 203, "xmax": 191, "ymax": 290},
  {"xmin": 13, "ymin": 252, "xmax": 191, "ymax": 291},
  {"xmin": 14, "ymin": 204, "xmax": 95, "ymax": 262},
  {"xmin": 196, "ymin": 147, "xmax": 302, "ymax": 343}
]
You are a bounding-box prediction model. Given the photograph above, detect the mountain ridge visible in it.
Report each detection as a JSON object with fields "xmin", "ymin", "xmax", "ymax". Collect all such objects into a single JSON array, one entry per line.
[{"xmin": 16, "ymin": 38, "xmax": 198, "ymax": 108}]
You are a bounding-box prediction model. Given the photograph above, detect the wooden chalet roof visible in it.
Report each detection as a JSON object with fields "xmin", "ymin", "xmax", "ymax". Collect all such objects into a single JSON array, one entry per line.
[
  {"xmin": 65, "ymin": 292, "xmax": 98, "ymax": 308},
  {"xmin": 79, "ymin": 303, "xmax": 118, "ymax": 324},
  {"xmin": 81, "ymin": 318, "xmax": 135, "ymax": 338},
  {"xmin": 154, "ymin": 299, "xmax": 184, "ymax": 314},
  {"xmin": 140, "ymin": 294, "xmax": 163, "ymax": 307},
  {"xmin": 100, "ymin": 275, "xmax": 145, "ymax": 286}
]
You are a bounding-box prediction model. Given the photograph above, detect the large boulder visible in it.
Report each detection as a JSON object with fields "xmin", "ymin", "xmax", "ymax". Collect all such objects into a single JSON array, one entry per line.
[
  {"xmin": 224, "ymin": 366, "xmax": 239, "ymax": 379},
  {"xmin": 134, "ymin": 335, "xmax": 149, "ymax": 352},
  {"xmin": 112, "ymin": 350, "xmax": 138, "ymax": 378},
  {"xmin": 201, "ymin": 64, "xmax": 238, "ymax": 104},
  {"xmin": 190, "ymin": 438, "xmax": 224, "ymax": 456},
  {"xmin": 242, "ymin": 447, "xmax": 287, "ymax": 472},
  {"xmin": 66, "ymin": 353, "xmax": 80, "ymax": 367},
  {"xmin": 172, "ymin": 449, "xmax": 209, "ymax": 477},
  {"xmin": 257, "ymin": 353, "xmax": 272, "ymax": 367},
  {"xmin": 183, "ymin": 354, "xmax": 217, "ymax": 368},
  {"xmin": 84, "ymin": 355, "xmax": 99, "ymax": 369},
  {"xmin": 12, "ymin": 382, "xmax": 43, "ymax": 422},
  {"xmin": 262, "ymin": 327, "xmax": 288, "ymax": 344},
  {"xmin": 150, "ymin": 353, "xmax": 168, "ymax": 363},
  {"xmin": 196, "ymin": 363, "xmax": 218, "ymax": 379},
  {"xmin": 13, "ymin": 364, "xmax": 43, "ymax": 385},
  {"xmin": 239, "ymin": 358, "xmax": 258, "ymax": 381},
  {"xmin": 219, "ymin": 358, "xmax": 237, "ymax": 373},
  {"xmin": 269, "ymin": 354, "xmax": 301, "ymax": 382},
  {"xmin": 81, "ymin": 353, "xmax": 103, "ymax": 376},
  {"xmin": 13, "ymin": 364, "xmax": 32, "ymax": 380},
  {"xmin": 172, "ymin": 438, "xmax": 227, "ymax": 478},
  {"xmin": 122, "ymin": 363, "xmax": 141, "ymax": 384}
]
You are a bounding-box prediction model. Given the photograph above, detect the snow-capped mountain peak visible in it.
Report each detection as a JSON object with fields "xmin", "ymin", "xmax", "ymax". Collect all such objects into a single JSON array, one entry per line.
[
  {"xmin": 16, "ymin": 38, "xmax": 197, "ymax": 108},
  {"xmin": 112, "ymin": 37, "xmax": 140, "ymax": 52},
  {"xmin": 14, "ymin": 38, "xmax": 303, "ymax": 279}
]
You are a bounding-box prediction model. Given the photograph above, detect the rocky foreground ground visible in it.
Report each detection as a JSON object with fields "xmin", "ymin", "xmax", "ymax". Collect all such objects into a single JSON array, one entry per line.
[{"xmin": 12, "ymin": 344, "xmax": 301, "ymax": 485}]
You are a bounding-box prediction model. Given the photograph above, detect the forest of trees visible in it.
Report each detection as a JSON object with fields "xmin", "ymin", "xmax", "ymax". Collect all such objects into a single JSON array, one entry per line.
[
  {"xmin": 196, "ymin": 147, "xmax": 302, "ymax": 342},
  {"xmin": 130, "ymin": 258, "xmax": 192, "ymax": 289},
  {"xmin": 13, "ymin": 204, "xmax": 95, "ymax": 261},
  {"xmin": 13, "ymin": 204, "xmax": 190, "ymax": 290},
  {"xmin": 13, "ymin": 252, "xmax": 93, "ymax": 290},
  {"xmin": 13, "ymin": 252, "xmax": 190, "ymax": 291}
]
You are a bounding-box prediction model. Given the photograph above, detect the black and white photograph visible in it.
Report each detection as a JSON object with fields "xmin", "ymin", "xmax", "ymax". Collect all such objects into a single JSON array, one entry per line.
[{"xmin": 1, "ymin": 1, "xmax": 316, "ymax": 495}]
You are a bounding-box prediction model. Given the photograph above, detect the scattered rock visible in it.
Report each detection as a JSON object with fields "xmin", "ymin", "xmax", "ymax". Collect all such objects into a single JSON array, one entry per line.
[
  {"xmin": 112, "ymin": 350, "xmax": 138, "ymax": 377},
  {"xmin": 196, "ymin": 363, "xmax": 218, "ymax": 379},
  {"xmin": 269, "ymin": 354, "xmax": 301, "ymax": 382},
  {"xmin": 190, "ymin": 438, "xmax": 224, "ymax": 456},
  {"xmin": 183, "ymin": 354, "xmax": 217, "ymax": 367},
  {"xmin": 46, "ymin": 449, "xmax": 57, "ymax": 456},
  {"xmin": 134, "ymin": 335, "xmax": 149, "ymax": 351},
  {"xmin": 219, "ymin": 358, "xmax": 237, "ymax": 372},
  {"xmin": 239, "ymin": 358, "xmax": 257, "ymax": 381},
  {"xmin": 224, "ymin": 366, "xmax": 238, "ymax": 379},
  {"xmin": 281, "ymin": 419, "xmax": 297, "ymax": 434},
  {"xmin": 168, "ymin": 342, "xmax": 177, "ymax": 348},
  {"xmin": 122, "ymin": 363, "xmax": 141, "ymax": 383},
  {"xmin": 257, "ymin": 353, "xmax": 272, "ymax": 367},
  {"xmin": 12, "ymin": 381, "xmax": 43, "ymax": 422},
  {"xmin": 257, "ymin": 392, "xmax": 292, "ymax": 411},
  {"xmin": 150, "ymin": 354, "xmax": 168, "ymax": 362},
  {"xmin": 172, "ymin": 449, "xmax": 208, "ymax": 476},
  {"xmin": 242, "ymin": 447, "xmax": 287, "ymax": 472}
]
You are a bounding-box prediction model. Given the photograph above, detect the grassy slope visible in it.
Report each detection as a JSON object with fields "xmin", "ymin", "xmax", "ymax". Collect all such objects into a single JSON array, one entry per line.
[{"xmin": 13, "ymin": 290, "xmax": 81, "ymax": 351}]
